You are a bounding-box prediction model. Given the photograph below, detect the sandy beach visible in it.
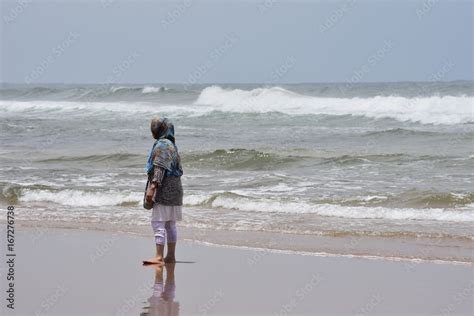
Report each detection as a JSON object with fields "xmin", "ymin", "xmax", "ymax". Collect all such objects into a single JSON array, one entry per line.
[{"xmin": 0, "ymin": 226, "xmax": 472, "ymax": 315}]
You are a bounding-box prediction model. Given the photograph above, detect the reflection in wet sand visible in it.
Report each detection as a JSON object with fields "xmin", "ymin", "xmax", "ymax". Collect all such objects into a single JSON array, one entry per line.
[{"xmin": 141, "ymin": 263, "xmax": 179, "ymax": 316}]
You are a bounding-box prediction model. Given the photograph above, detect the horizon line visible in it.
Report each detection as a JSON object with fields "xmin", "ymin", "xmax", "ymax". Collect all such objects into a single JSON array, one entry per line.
[{"xmin": 1, "ymin": 79, "xmax": 473, "ymax": 86}]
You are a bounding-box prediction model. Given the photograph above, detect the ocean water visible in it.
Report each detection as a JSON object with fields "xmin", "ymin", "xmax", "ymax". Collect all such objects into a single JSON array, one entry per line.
[{"xmin": 1, "ymin": 82, "xmax": 473, "ymax": 258}]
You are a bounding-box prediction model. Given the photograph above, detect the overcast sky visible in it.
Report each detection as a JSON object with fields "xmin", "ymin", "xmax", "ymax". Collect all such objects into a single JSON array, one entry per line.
[{"xmin": 1, "ymin": 0, "xmax": 472, "ymax": 84}]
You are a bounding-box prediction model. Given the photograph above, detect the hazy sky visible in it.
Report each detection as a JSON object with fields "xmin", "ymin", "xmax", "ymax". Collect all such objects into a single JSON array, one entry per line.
[{"xmin": 1, "ymin": 0, "xmax": 473, "ymax": 84}]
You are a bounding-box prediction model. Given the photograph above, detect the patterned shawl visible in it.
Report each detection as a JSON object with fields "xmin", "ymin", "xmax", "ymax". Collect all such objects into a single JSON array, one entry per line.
[{"xmin": 145, "ymin": 118, "xmax": 183, "ymax": 177}]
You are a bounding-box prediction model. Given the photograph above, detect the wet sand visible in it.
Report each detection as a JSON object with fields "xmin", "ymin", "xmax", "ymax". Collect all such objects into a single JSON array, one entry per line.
[
  {"xmin": 0, "ymin": 226, "xmax": 472, "ymax": 315},
  {"xmin": 14, "ymin": 220, "xmax": 474, "ymax": 263}
]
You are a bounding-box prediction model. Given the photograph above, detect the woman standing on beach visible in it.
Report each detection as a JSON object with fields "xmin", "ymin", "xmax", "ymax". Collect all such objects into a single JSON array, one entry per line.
[{"xmin": 143, "ymin": 117, "xmax": 183, "ymax": 264}]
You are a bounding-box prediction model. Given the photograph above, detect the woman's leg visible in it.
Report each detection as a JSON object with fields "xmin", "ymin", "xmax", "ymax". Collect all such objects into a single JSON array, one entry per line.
[
  {"xmin": 164, "ymin": 220, "xmax": 177, "ymax": 263},
  {"xmin": 144, "ymin": 221, "xmax": 166, "ymax": 264}
]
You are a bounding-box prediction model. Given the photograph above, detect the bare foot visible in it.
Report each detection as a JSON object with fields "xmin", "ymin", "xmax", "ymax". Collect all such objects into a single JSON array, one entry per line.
[
  {"xmin": 164, "ymin": 256, "xmax": 176, "ymax": 263},
  {"xmin": 143, "ymin": 256, "xmax": 164, "ymax": 265}
]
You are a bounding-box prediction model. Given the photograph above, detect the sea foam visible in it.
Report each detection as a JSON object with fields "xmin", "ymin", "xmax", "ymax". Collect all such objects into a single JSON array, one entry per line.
[
  {"xmin": 11, "ymin": 187, "xmax": 474, "ymax": 222},
  {"xmin": 183, "ymin": 193, "xmax": 474, "ymax": 223},
  {"xmin": 1, "ymin": 85, "xmax": 472, "ymax": 125},
  {"xmin": 19, "ymin": 189, "xmax": 141, "ymax": 207},
  {"xmin": 195, "ymin": 86, "xmax": 474, "ymax": 125}
]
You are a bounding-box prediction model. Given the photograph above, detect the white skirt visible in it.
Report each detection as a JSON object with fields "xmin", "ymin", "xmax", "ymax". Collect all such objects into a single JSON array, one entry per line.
[{"xmin": 151, "ymin": 204, "xmax": 182, "ymax": 221}]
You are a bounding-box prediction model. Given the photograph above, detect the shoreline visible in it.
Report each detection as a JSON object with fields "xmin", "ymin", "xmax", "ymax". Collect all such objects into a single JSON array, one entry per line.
[
  {"xmin": 8, "ymin": 220, "xmax": 474, "ymax": 265},
  {"xmin": 1, "ymin": 226, "xmax": 472, "ymax": 315}
]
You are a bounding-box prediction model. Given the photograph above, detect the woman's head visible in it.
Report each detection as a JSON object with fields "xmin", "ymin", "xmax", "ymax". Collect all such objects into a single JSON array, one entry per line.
[
  {"xmin": 150, "ymin": 117, "xmax": 175, "ymax": 143},
  {"xmin": 150, "ymin": 117, "xmax": 162, "ymax": 139}
]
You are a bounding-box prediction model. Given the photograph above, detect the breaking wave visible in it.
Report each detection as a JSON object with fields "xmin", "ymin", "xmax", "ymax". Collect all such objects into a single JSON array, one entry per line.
[
  {"xmin": 1, "ymin": 84, "xmax": 473, "ymax": 125},
  {"xmin": 195, "ymin": 86, "xmax": 474, "ymax": 125},
  {"xmin": 2, "ymin": 183, "xmax": 472, "ymax": 222},
  {"xmin": 1, "ymin": 184, "xmax": 141, "ymax": 207},
  {"xmin": 184, "ymin": 192, "xmax": 474, "ymax": 222}
]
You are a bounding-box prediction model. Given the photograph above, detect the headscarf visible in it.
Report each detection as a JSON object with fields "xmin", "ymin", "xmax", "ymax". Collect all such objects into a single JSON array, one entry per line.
[
  {"xmin": 145, "ymin": 118, "xmax": 183, "ymax": 177},
  {"xmin": 151, "ymin": 117, "xmax": 175, "ymax": 144}
]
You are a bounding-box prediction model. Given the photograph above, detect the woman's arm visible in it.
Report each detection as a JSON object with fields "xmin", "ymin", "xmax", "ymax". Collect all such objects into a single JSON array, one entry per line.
[
  {"xmin": 146, "ymin": 167, "xmax": 166, "ymax": 204},
  {"xmin": 152, "ymin": 166, "xmax": 165, "ymax": 186}
]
